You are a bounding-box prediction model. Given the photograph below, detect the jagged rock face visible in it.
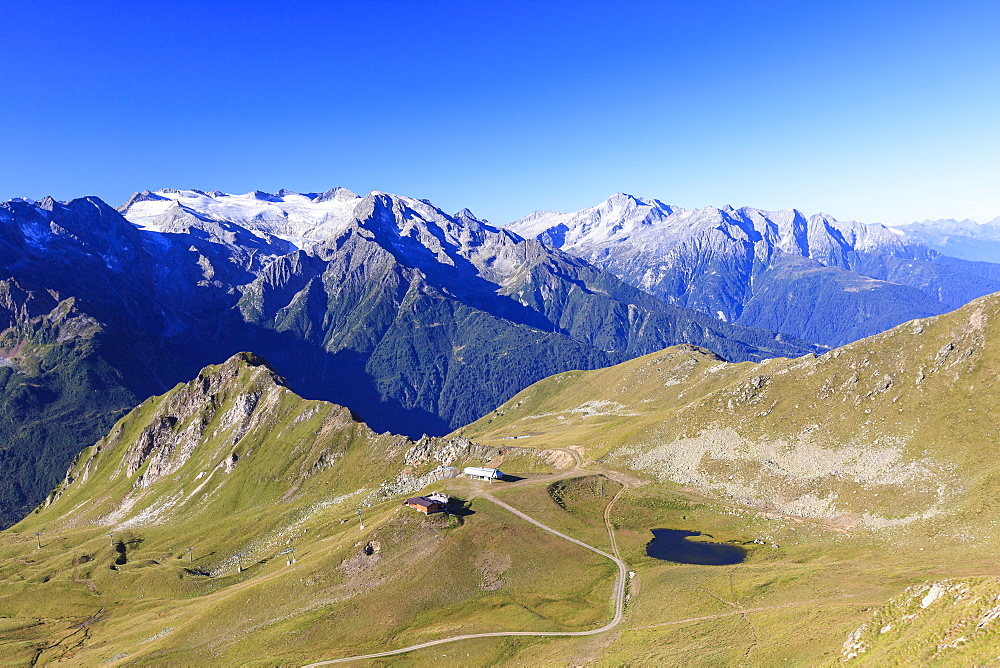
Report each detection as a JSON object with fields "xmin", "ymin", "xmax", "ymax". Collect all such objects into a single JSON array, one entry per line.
[
  {"xmin": 113, "ymin": 353, "xmax": 282, "ymax": 489},
  {"xmin": 0, "ymin": 280, "xmax": 59, "ymax": 330},
  {"xmin": 45, "ymin": 352, "xmax": 340, "ymax": 520},
  {"xmin": 403, "ymin": 436, "xmax": 502, "ymax": 467},
  {"xmin": 509, "ymin": 194, "xmax": 1000, "ymax": 346},
  {"xmin": 0, "ymin": 280, "xmax": 104, "ymax": 350},
  {"xmin": 125, "ymin": 417, "xmax": 179, "ymax": 478}
]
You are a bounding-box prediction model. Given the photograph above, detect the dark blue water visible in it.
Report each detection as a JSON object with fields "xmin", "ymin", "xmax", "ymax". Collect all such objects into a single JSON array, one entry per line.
[{"xmin": 646, "ymin": 529, "xmax": 746, "ymax": 565}]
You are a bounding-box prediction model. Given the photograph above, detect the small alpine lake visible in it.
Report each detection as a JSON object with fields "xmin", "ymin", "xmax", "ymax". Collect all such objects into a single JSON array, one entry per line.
[{"xmin": 646, "ymin": 529, "xmax": 746, "ymax": 565}]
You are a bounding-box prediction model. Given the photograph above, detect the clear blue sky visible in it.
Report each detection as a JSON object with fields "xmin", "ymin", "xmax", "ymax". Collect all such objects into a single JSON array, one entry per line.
[{"xmin": 2, "ymin": 0, "xmax": 999, "ymax": 225}]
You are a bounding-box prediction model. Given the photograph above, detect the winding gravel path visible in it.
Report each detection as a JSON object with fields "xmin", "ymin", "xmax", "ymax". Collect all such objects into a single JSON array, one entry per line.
[{"xmin": 302, "ymin": 485, "xmax": 629, "ymax": 666}]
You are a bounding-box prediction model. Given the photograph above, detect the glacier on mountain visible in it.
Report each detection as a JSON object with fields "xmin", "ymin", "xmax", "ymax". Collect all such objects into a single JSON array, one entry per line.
[{"xmin": 120, "ymin": 188, "xmax": 364, "ymax": 248}]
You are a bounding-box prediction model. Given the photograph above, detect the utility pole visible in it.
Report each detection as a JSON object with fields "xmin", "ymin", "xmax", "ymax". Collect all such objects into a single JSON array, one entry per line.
[
  {"xmin": 186, "ymin": 546, "xmax": 195, "ymax": 562},
  {"xmin": 34, "ymin": 531, "xmax": 42, "ymax": 550},
  {"xmin": 108, "ymin": 532, "xmax": 116, "ymax": 546},
  {"xmin": 235, "ymin": 553, "xmax": 244, "ymax": 573},
  {"xmin": 356, "ymin": 509, "xmax": 364, "ymax": 530}
]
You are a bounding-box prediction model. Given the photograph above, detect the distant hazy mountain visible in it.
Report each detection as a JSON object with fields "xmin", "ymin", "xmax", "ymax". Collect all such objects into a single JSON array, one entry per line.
[
  {"xmin": 891, "ymin": 217, "xmax": 1000, "ymax": 263},
  {"xmin": 0, "ymin": 188, "xmax": 818, "ymax": 526},
  {"xmin": 510, "ymin": 193, "xmax": 1000, "ymax": 346}
]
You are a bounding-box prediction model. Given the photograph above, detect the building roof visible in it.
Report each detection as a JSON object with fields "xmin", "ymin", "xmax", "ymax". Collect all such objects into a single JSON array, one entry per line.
[
  {"xmin": 463, "ymin": 466, "xmax": 502, "ymax": 477},
  {"xmin": 405, "ymin": 497, "xmax": 443, "ymax": 508}
]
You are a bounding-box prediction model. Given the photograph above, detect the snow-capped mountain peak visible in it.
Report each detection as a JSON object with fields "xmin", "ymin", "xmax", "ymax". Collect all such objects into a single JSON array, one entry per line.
[
  {"xmin": 505, "ymin": 192, "xmax": 969, "ymax": 347},
  {"xmin": 119, "ymin": 187, "xmax": 364, "ymax": 248},
  {"xmin": 509, "ymin": 193, "xmax": 931, "ymax": 262},
  {"xmin": 510, "ymin": 192, "xmax": 680, "ymax": 249}
]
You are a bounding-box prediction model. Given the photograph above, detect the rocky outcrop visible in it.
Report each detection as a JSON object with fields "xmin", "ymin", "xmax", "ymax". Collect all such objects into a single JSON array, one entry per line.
[
  {"xmin": 363, "ymin": 436, "xmax": 530, "ymax": 505},
  {"xmin": 403, "ymin": 436, "xmax": 503, "ymax": 467},
  {"xmin": 126, "ymin": 416, "xmax": 179, "ymax": 477},
  {"xmin": 115, "ymin": 353, "xmax": 284, "ymax": 488},
  {"xmin": 841, "ymin": 578, "xmax": 1000, "ymax": 663}
]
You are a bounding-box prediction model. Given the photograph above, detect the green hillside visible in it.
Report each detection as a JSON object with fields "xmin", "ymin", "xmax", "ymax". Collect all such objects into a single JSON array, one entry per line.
[
  {"xmin": 460, "ymin": 292, "xmax": 1000, "ymax": 529},
  {"xmin": 456, "ymin": 292, "xmax": 1000, "ymax": 663},
  {"xmin": 6, "ymin": 292, "xmax": 1000, "ymax": 664},
  {"xmin": 0, "ymin": 353, "xmax": 619, "ymax": 666}
]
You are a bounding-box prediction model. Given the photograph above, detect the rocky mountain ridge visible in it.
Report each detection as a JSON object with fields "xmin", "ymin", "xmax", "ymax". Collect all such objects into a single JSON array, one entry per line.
[
  {"xmin": 42, "ymin": 351, "xmax": 519, "ymax": 531},
  {"xmin": 509, "ymin": 193, "xmax": 1000, "ymax": 346}
]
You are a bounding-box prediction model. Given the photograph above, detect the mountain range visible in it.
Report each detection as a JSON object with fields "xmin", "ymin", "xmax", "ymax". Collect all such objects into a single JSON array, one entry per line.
[
  {"xmin": 3, "ymin": 184, "xmax": 1000, "ymax": 662},
  {"xmin": 0, "ymin": 189, "xmax": 816, "ymax": 526},
  {"xmin": 510, "ymin": 194, "xmax": 1000, "ymax": 347},
  {"xmin": 4, "ymin": 185, "xmax": 999, "ymax": 533}
]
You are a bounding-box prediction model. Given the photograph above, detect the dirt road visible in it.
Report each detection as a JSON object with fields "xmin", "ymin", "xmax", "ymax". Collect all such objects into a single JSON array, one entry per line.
[{"xmin": 302, "ymin": 475, "xmax": 629, "ymax": 667}]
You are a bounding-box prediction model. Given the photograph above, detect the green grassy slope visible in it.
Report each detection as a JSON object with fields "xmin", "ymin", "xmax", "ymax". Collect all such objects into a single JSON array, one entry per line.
[
  {"xmin": 9, "ymin": 288, "xmax": 1000, "ymax": 665},
  {"xmin": 456, "ymin": 292, "xmax": 1000, "ymax": 663},
  {"xmin": 0, "ymin": 352, "xmax": 621, "ymax": 666},
  {"xmin": 459, "ymin": 291, "xmax": 1000, "ymax": 530}
]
